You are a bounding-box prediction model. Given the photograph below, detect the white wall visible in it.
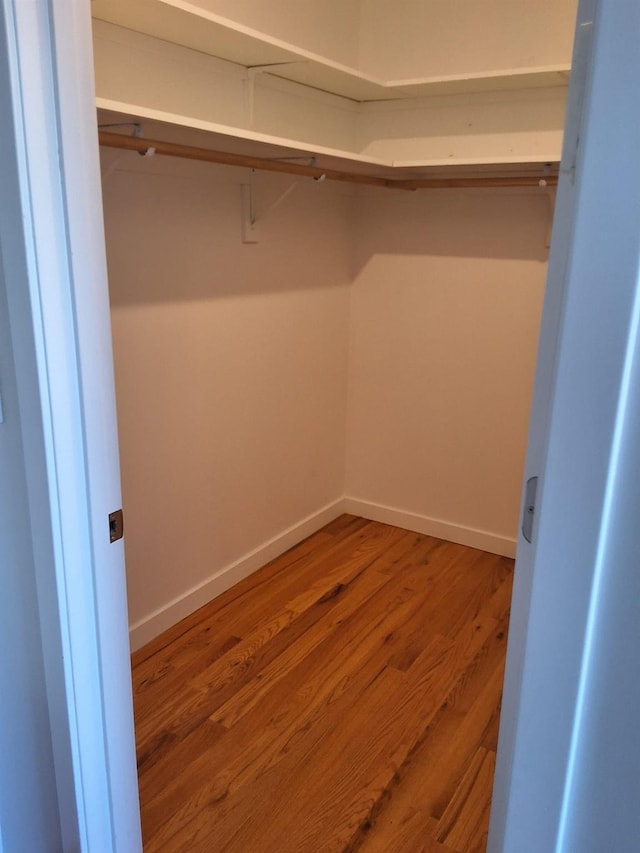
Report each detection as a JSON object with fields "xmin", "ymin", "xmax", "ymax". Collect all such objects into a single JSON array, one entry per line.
[
  {"xmin": 359, "ymin": 0, "xmax": 578, "ymax": 79},
  {"xmin": 103, "ymin": 150, "xmax": 549, "ymax": 643},
  {"xmin": 356, "ymin": 88, "xmax": 568, "ymax": 165},
  {"xmin": 195, "ymin": 0, "xmax": 362, "ymax": 66},
  {"xmin": 140, "ymin": 0, "xmax": 576, "ymax": 80},
  {"xmin": 345, "ymin": 190, "xmax": 548, "ymax": 555},
  {"xmin": 102, "ymin": 152, "xmax": 353, "ymax": 645}
]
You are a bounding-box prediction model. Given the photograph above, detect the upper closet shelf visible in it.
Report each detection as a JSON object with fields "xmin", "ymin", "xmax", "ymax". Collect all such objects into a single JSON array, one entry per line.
[
  {"xmin": 91, "ymin": 0, "xmax": 570, "ymax": 102},
  {"xmin": 92, "ymin": 1, "xmax": 572, "ymax": 173},
  {"xmin": 96, "ymin": 98, "xmax": 562, "ymax": 176}
]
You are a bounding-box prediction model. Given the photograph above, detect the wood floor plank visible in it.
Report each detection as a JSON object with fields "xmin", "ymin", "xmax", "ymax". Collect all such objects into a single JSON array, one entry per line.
[
  {"xmin": 435, "ymin": 748, "xmax": 496, "ymax": 851},
  {"xmin": 224, "ymin": 517, "xmax": 378, "ymax": 636},
  {"xmin": 367, "ymin": 627, "xmax": 506, "ymax": 832},
  {"xmin": 358, "ymin": 812, "xmax": 457, "ymax": 853},
  {"xmin": 156, "ymin": 579, "xmax": 502, "ymax": 851},
  {"xmin": 142, "ymin": 564, "xmax": 431, "ymax": 850},
  {"xmin": 132, "ymin": 517, "xmax": 514, "ymax": 852},
  {"xmin": 208, "ymin": 530, "xmax": 445, "ymax": 730},
  {"xmin": 209, "ymin": 566, "xmax": 391, "ymax": 730},
  {"xmin": 279, "ymin": 522, "xmax": 413, "ymax": 617},
  {"xmin": 186, "ymin": 523, "xmax": 410, "ymax": 696},
  {"xmin": 138, "ymin": 719, "xmax": 227, "ymax": 805},
  {"xmin": 133, "ymin": 518, "xmax": 390, "ymax": 759},
  {"xmin": 131, "ymin": 515, "xmax": 368, "ymax": 670},
  {"xmin": 323, "ymin": 512, "xmax": 364, "ymax": 536},
  {"xmin": 133, "ymin": 633, "xmax": 241, "ymax": 725},
  {"xmin": 384, "ymin": 548, "xmax": 508, "ymax": 672},
  {"xmin": 136, "ymin": 580, "xmax": 347, "ymax": 767},
  {"xmin": 187, "ymin": 614, "xmax": 494, "ymax": 851}
]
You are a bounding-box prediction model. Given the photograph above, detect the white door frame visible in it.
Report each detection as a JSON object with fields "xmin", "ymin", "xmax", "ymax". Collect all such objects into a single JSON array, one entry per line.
[
  {"xmin": 489, "ymin": 0, "xmax": 640, "ymax": 849},
  {"xmin": 1, "ymin": 1, "xmax": 140, "ymax": 849}
]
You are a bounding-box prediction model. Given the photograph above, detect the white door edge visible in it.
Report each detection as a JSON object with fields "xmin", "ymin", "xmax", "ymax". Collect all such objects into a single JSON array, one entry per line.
[
  {"xmin": 1, "ymin": 1, "xmax": 141, "ymax": 849},
  {"xmin": 490, "ymin": 0, "xmax": 640, "ymax": 849}
]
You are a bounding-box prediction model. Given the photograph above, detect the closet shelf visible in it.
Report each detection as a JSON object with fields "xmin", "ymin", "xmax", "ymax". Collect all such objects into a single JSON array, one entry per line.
[
  {"xmin": 91, "ymin": 0, "xmax": 570, "ymax": 102},
  {"xmin": 96, "ymin": 98, "xmax": 390, "ymax": 170},
  {"xmin": 96, "ymin": 100, "xmax": 562, "ymax": 181},
  {"xmin": 92, "ymin": 2, "xmax": 569, "ymax": 175},
  {"xmin": 97, "ymin": 123, "xmax": 560, "ymax": 191}
]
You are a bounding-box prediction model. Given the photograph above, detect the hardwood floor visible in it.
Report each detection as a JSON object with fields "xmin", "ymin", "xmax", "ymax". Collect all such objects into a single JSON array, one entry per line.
[{"xmin": 131, "ymin": 515, "xmax": 513, "ymax": 852}]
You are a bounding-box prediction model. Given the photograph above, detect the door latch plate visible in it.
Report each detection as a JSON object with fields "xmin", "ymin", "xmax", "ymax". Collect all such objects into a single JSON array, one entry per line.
[
  {"xmin": 109, "ymin": 509, "xmax": 124, "ymax": 543},
  {"xmin": 522, "ymin": 477, "xmax": 538, "ymax": 543}
]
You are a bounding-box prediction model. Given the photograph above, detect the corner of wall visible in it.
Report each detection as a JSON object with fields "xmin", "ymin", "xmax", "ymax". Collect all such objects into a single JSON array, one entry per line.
[
  {"xmin": 129, "ymin": 498, "xmax": 346, "ymax": 651},
  {"xmin": 343, "ymin": 497, "xmax": 516, "ymax": 558}
]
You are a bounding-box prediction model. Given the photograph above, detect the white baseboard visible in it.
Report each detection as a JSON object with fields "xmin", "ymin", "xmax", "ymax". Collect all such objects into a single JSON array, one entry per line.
[
  {"xmin": 128, "ymin": 498, "xmax": 345, "ymax": 651},
  {"xmin": 343, "ymin": 497, "xmax": 517, "ymax": 559},
  {"xmin": 130, "ymin": 496, "xmax": 516, "ymax": 651}
]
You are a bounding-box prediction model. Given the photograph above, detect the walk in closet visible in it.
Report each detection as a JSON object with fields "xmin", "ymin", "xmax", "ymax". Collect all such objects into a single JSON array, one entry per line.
[
  {"xmin": 91, "ymin": 2, "xmax": 578, "ymax": 849},
  {"xmin": 93, "ymin": 0, "xmax": 576, "ymax": 650}
]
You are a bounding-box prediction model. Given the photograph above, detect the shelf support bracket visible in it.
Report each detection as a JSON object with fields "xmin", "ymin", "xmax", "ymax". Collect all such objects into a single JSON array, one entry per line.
[
  {"xmin": 244, "ymin": 62, "xmax": 308, "ymax": 127},
  {"xmin": 243, "ymin": 74, "xmax": 257, "ymax": 128},
  {"xmin": 98, "ymin": 122, "xmax": 141, "ymax": 180},
  {"xmin": 260, "ymin": 179, "xmax": 300, "ymax": 220},
  {"xmin": 241, "ymin": 170, "xmax": 306, "ymax": 243}
]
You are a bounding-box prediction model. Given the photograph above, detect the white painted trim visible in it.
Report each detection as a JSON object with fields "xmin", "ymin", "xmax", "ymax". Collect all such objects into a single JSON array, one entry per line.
[
  {"xmin": 489, "ymin": 1, "xmax": 640, "ymax": 849},
  {"xmin": 48, "ymin": 3, "xmax": 142, "ymax": 849},
  {"xmin": 3, "ymin": 0, "xmax": 141, "ymax": 849},
  {"xmin": 130, "ymin": 494, "xmax": 518, "ymax": 651},
  {"xmin": 343, "ymin": 498, "xmax": 516, "ymax": 558},
  {"xmin": 129, "ymin": 499, "xmax": 345, "ymax": 651}
]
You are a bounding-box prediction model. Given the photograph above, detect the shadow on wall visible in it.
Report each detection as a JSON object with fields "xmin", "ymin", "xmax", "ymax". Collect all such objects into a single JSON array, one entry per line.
[
  {"xmin": 101, "ymin": 150, "xmax": 551, "ymax": 308},
  {"xmin": 101, "ymin": 152, "xmax": 355, "ymax": 306},
  {"xmin": 350, "ymin": 188, "xmax": 550, "ymax": 279}
]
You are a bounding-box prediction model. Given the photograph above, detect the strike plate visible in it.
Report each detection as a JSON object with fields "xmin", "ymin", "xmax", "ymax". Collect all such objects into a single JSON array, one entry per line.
[
  {"xmin": 522, "ymin": 477, "xmax": 538, "ymax": 543},
  {"xmin": 109, "ymin": 509, "xmax": 124, "ymax": 543}
]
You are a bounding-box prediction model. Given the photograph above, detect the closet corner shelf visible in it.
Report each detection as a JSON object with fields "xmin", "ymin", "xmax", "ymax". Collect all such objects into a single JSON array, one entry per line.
[
  {"xmin": 91, "ymin": 0, "xmax": 571, "ymax": 103},
  {"xmin": 97, "ymin": 108, "xmax": 560, "ymax": 192},
  {"xmin": 95, "ymin": 97, "xmax": 392, "ymax": 169},
  {"xmin": 93, "ymin": 0, "xmax": 566, "ymax": 187}
]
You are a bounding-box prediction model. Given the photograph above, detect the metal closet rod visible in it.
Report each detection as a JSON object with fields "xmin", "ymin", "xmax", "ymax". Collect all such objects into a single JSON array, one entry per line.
[{"xmin": 97, "ymin": 130, "xmax": 559, "ymax": 190}]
